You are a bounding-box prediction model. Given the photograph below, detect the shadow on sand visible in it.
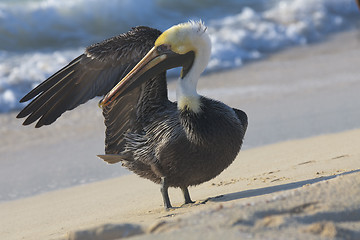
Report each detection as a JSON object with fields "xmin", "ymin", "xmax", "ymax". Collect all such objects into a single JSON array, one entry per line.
[{"xmin": 210, "ymin": 169, "xmax": 360, "ymax": 203}]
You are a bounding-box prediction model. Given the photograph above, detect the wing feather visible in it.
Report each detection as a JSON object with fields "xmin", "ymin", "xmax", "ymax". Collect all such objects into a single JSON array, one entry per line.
[
  {"xmin": 102, "ymin": 86, "xmax": 142, "ymax": 154},
  {"xmin": 19, "ymin": 56, "xmax": 82, "ymax": 103},
  {"xmin": 17, "ymin": 26, "xmax": 162, "ymax": 128}
]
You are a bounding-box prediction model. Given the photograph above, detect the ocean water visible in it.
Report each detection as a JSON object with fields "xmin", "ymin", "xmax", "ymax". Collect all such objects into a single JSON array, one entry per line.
[{"xmin": 0, "ymin": 0, "xmax": 359, "ymax": 113}]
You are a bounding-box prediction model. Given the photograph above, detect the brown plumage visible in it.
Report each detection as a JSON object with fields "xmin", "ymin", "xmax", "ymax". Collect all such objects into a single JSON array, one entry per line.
[{"xmin": 17, "ymin": 21, "xmax": 247, "ymax": 209}]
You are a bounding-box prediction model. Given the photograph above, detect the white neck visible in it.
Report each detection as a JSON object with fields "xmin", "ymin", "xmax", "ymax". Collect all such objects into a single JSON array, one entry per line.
[{"xmin": 176, "ymin": 37, "xmax": 211, "ymax": 112}]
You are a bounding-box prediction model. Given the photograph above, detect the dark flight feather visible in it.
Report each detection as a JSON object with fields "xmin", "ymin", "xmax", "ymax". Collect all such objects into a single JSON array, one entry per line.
[{"xmin": 17, "ymin": 26, "xmax": 162, "ymax": 128}]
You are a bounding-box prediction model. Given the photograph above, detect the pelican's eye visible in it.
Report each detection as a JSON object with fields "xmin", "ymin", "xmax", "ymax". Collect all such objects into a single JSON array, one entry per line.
[{"xmin": 156, "ymin": 44, "xmax": 171, "ymax": 53}]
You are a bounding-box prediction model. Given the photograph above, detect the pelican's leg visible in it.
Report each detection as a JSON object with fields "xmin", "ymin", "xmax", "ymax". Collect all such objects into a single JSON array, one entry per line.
[
  {"xmin": 160, "ymin": 177, "xmax": 172, "ymax": 209},
  {"xmin": 181, "ymin": 187, "xmax": 194, "ymax": 204}
]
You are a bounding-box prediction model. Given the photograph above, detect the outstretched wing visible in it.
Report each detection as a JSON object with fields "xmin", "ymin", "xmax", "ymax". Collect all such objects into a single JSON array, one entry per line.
[{"xmin": 17, "ymin": 26, "xmax": 162, "ymax": 128}]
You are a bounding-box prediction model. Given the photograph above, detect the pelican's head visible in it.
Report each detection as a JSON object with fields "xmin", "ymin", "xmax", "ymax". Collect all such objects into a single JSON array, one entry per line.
[
  {"xmin": 101, "ymin": 21, "xmax": 211, "ymax": 112},
  {"xmin": 155, "ymin": 21, "xmax": 211, "ymax": 77}
]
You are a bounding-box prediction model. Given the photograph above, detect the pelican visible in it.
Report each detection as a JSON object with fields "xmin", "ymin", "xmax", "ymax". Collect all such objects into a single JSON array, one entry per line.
[{"xmin": 17, "ymin": 21, "xmax": 247, "ymax": 209}]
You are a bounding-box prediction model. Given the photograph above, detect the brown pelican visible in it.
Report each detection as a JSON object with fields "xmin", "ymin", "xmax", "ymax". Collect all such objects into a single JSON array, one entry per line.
[{"xmin": 17, "ymin": 21, "xmax": 247, "ymax": 209}]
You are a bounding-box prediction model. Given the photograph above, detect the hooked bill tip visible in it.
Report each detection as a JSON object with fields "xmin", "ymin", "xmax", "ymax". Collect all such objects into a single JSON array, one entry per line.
[
  {"xmin": 98, "ymin": 94, "xmax": 113, "ymax": 108},
  {"xmin": 98, "ymin": 99, "xmax": 104, "ymax": 109},
  {"xmin": 98, "ymin": 99, "xmax": 109, "ymax": 108}
]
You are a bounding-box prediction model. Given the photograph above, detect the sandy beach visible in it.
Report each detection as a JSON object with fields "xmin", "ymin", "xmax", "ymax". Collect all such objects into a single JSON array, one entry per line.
[{"xmin": 1, "ymin": 29, "xmax": 360, "ymax": 239}]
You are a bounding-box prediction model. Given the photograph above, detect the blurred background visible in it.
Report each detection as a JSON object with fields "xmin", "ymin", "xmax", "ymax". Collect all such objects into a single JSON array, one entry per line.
[{"xmin": 0, "ymin": 0, "xmax": 358, "ymax": 112}]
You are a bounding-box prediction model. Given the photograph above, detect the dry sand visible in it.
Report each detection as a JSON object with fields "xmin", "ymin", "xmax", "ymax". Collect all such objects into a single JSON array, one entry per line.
[
  {"xmin": 1, "ymin": 129, "xmax": 359, "ymax": 240},
  {"xmin": 1, "ymin": 30, "xmax": 360, "ymax": 239}
]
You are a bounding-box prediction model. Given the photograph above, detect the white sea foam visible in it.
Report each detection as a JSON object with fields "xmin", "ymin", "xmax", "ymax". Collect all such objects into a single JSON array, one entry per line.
[
  {"xmin": 207, "ymin": 0, "xmax": 358, "ymax": 70},
  {"xmin": 0, "ymin": 0, "xmax": 358, "ymax": 112}
]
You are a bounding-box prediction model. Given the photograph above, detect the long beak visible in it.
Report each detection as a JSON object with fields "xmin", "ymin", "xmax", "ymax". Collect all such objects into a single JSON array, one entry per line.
[
  {"xmin": 100, "ymin": 47, "xmax": 162, "ymax": 107},
  {"xmin": 99, "ymin": 47, "xmax": 195, "ymax": 107}
]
